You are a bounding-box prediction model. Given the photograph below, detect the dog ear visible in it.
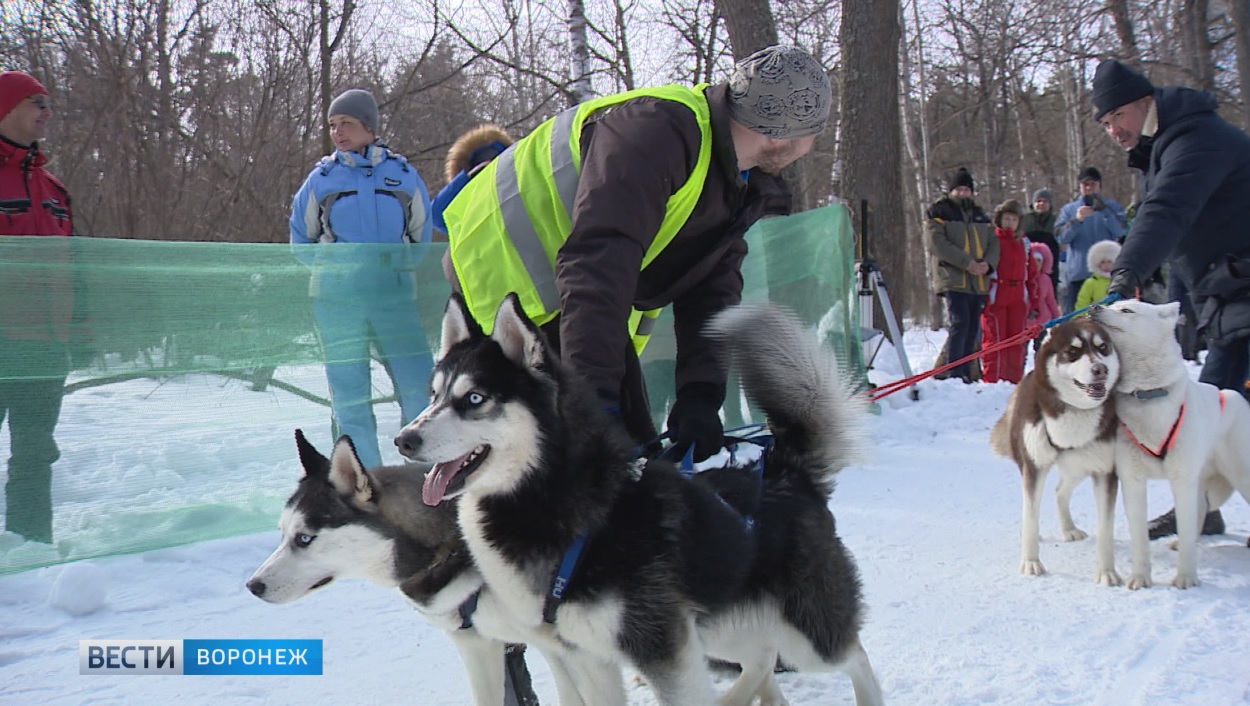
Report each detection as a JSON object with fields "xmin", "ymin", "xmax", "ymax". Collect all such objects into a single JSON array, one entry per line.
[
  {"xmin": 491, "ymin": 293, "xmax": 548, "ymax": 371},
  {"xmin": 327, "ymin": 435, "xmax": 376, "ymax": 508},
  {"xmin": 440, "ymin": 292, "xmax": 483, "ymax": 360},
  {"xmin": 295, "ymin": 429, "xmax": 330, "ymax": 480}
]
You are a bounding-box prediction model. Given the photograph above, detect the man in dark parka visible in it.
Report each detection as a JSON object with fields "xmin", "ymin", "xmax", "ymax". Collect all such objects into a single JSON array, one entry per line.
[{"xmin": 1094, "ymin": 58, "xmax": 1250, "ymax": 540}]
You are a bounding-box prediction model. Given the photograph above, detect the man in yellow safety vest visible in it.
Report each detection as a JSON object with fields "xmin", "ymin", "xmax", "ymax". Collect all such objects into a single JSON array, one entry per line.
[{"xmin": 443, "ymin": 45, "xmax": 832, "ymax": 461}]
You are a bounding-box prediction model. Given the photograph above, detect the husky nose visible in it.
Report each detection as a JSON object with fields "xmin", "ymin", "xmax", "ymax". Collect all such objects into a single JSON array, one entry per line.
[
  {"xmin": 1092, "ymin": 362, "xmax": 1108, "ymax": 377},
  {"xmin": 394, "ymin": 429, "xmax": 422, "ymax": 458},
  {"xmin": 246, "ymin": 579, "xmax": 266, "ymax": 598}
]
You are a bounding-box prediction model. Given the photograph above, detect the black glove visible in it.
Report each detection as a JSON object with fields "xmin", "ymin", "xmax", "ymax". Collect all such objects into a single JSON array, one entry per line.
[
  {"xmin": 1106, "ymin": 268, "xmax": 1141, "ymax": 301},
  {"xmin": 665, "ymin": 382, "xmax": 724, "ymax": 463}
]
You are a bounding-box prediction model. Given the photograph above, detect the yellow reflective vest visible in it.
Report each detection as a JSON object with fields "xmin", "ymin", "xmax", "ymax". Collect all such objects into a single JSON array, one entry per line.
[{"xmin": 443, "ymin": 84, "xmax": 714, "ymax": 354}]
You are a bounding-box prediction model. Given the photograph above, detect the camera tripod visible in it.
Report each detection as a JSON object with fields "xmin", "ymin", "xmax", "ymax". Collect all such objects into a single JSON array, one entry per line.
[{"xmin": 855, "ymin": 200, "xmax": 919, "ymax": 401}]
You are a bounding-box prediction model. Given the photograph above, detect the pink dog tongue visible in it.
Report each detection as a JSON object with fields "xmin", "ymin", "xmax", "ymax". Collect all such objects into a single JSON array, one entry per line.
[
  {"xmin": 421, "ymin": 464, "xmax": 456, "ymax": 506},
  {"xmin": 421, "ymin": 451, "xmax": 473, "ymax": 506}
]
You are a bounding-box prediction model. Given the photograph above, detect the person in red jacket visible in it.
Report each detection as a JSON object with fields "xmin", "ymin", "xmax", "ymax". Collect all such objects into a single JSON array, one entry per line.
[
  {"xmin": 0, "ymin": 71, "xmax": 76, "ymax": 543},
  {"xmin": 981, "ymin": 199, "xmax": 1031, "ymax": 383}
]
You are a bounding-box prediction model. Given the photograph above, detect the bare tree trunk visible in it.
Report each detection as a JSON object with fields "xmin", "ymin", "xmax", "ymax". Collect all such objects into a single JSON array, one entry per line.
[
  {"xmin": 1106, "ymin": 0, "xmax": 1141, "ymax": 62},
  {"xmin": 1178, "ymin": 0, "xmax": 1215, "ymax": 89},
  {"xmin": 567, "ymin": 0, "xmax": 594, "ymax": 102},
  {"xmin": 317, "ymin": 0, "xmax": 357, "ymax": 154},
  {"xmin": 900, "ymin": 0, "xmax": 941, "ymax": 325},
  {"xmin": 714, "ymin": 0, "xmax": 778, "ymax": 59},
  {"xmin": 841, "ymin": 0, "xmax": 906, "ymax": 311},
  {"xmin": 1230, "ymin": 0, "xmax": 1250, "ymax": 130},
  {"xmin": 1061, "ymin": 63, "xmax": 1087, "ymax": 192}
]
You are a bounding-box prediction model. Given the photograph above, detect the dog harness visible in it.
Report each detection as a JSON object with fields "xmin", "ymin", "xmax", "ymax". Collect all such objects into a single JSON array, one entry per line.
[
  {"xmin": 1120, "ymin": 390, "xmax": 1228, "ymax": 461},
  {"xmin": 540, "ymin": 428, "xmax": 770, "ymax": 624},
  {"xmin": 1121, "ymin": 403, "xmax": 1185, "ymax": 461},
  {"xmin": 458, "ymin": 589, "xmax": 482, "ymax": 630}
]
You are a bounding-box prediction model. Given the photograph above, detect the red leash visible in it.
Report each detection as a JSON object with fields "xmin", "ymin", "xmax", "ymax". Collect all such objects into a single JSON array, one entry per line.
[{"xmin": 869, "ymin": 323, "xmax": 1044, "ymax": 402}]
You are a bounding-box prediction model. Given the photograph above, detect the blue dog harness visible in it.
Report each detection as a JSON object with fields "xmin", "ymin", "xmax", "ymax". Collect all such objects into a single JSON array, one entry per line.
[{"xmin": 541, "ymin": 427, "xmax": 771, "ymax": 624}]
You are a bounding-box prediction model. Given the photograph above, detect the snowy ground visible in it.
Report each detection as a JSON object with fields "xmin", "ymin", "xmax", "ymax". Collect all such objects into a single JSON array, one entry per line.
[{"xmin": 2, "ymin": 325, "xmax": 1249, "ymax": 705}]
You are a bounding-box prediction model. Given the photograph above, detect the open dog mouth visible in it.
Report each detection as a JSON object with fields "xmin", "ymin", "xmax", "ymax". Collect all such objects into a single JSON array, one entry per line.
[
  {"xmin": 421, "ymin": 445, "xmax": 490, "ymax": 506},
  {"xmin": 1075, "ymin": 379, "xmax": 1108, "ymax": 400}
]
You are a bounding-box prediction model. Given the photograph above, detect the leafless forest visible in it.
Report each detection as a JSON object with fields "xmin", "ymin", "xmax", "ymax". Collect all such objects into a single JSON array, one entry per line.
[{"xmin": 3, "ymin": 0, "xmax": 1247, "ymax": 321}]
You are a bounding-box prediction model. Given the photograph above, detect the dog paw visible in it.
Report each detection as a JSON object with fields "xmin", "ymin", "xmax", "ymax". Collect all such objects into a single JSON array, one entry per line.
[
  {"xmin": 1062, "ymin": 528, "xmax": 1089, "ymax": 542},
  {"xmin": 1126, "ymin": 574, "xmax": 1152, "ymax": 590},
  {"xmin": 1172, "ymin": 573, "xmax": 1200, "ymax": 590},
  {"xmin": 1095, "ymin": 570, "xmax": 1122, "ymax": 587},
  {"xmin": 1020, "ymin": 560, "xmax": 1047, "ymax": 576}
]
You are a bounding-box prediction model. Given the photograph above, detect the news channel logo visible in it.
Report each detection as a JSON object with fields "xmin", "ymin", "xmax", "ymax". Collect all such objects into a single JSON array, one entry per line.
[{"xmin": 79, "ymin": 639, "xmax": 322, "ymax": 675}]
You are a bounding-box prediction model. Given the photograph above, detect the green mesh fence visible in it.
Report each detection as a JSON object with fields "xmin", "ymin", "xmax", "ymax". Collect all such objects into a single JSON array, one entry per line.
[{"xmin": 0, "ymin": 203, "xmax": 862, "ymax": 574}]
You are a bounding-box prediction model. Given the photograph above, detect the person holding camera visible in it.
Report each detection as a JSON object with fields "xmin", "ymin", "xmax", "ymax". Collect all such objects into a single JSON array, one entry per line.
[{"xmin": 1054, "ymin": 166, "xmax": 1127, "ymax": 313}]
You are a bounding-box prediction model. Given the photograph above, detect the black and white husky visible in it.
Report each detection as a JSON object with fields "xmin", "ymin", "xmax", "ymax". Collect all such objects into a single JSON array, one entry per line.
[
  {"xmin": 246, "ymin": 430, "xmax": 623, "ymax": 706},
  {"xmin": 395, "ymin": 293, "xmax": 883, "ymax": 706}
]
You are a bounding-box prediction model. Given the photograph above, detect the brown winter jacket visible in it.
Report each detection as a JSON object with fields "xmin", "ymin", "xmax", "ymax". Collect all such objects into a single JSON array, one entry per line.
[
  {"xmin": 926, "ymin": 196, "xmax": 998, "ymax": 295},
  {"xmin": 553, "ymin": 83, "xmax": 792, "ymax": 404}
]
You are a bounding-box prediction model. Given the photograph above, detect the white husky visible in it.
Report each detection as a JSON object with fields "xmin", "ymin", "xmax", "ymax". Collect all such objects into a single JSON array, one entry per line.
[{"xmin": 1092, "ymin": 299, "xmax": 1250, "ymax": 589}]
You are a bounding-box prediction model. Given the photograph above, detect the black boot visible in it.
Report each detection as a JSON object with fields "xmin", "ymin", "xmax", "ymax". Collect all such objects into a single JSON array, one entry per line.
[
  {"xmin": 503, "ymin": 643, "xmax": 540, "ymax": 706},
  {"xmin": 1203, "ymin": 509, "xmax": 1226, "ymax": 535},
  {"xmin": 1146, "ymin": 507, "xmax": 1225, "ymax": 539}
]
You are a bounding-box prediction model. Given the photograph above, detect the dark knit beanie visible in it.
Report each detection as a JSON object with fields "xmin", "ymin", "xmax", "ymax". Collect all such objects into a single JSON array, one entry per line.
[
  {"xmin": 327, "ymin": 89, "xmax": 379, "ymax": 134},
  {"xmin": 0, "ymin": 71, "xmax": 49, "ymax": 122},
  {"xmin": 1031, "ymin": 188, "xmax": 1053, "ymax": 203},
  {"xmin": 727, "ymin": 45, "xmax": 832, "ymax": 139},
  {"xmin": 1092, "ymin": 59, "xmax": 1155, "ymax": 121},
  {"xmin": 1078, "ymin": 166, "xmax": 1102, "ymax": 183},
  {"xmin": 992, "ymin": 199, "xmax": 1024, "ymax": 228},
  {"xmin": 948, "ymin": 167, "xmax": 975, "ymax": 192}
]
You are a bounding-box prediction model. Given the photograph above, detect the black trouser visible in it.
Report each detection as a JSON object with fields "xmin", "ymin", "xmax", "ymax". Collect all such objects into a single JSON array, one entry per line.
[
  {"xmin": 944, "ymin": 291, "xmax": 985, "ymax": 381},
  {"xmin": 0, "ymin": 374, "xmax": 66, "ymax": 543},
  {"xmin": 1199, "ymin": 334, "xmax": 1250, "ymax": 401}
]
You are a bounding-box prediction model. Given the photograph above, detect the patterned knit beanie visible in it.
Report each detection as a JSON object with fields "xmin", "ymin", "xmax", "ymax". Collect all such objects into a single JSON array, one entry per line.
[{"xmin": 727, "ymin": 46, "xmax": 832, "ymax": 139}]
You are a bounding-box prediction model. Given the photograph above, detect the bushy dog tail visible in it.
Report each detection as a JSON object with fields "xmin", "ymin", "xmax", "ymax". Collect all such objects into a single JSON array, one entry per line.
[
  {"xmin": 989, "ymin": 393, "xmax": 1015, "ymax": 458},
  {"xmin": 708, "ymin": 304, "xmax": 868, "ymax": 497}
]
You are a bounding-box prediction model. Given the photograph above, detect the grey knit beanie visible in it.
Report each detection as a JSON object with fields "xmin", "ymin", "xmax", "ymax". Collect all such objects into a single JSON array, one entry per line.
[
  {"xmin": 727, "ymin": 46, "xmax": 832, "ymax": 139},
  {"xmin": 327, "ymin": 89, "xmax": 379, "ymax": 134},
  {"xmin": 1031, "ymin": 188, "xmax": 1053, "ymax": 203}
]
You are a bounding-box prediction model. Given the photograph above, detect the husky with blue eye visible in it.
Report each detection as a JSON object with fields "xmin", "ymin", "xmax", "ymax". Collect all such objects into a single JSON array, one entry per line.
[{"xmin": 396, "ymin": 293, "xmax": 883, "ymax": 706}]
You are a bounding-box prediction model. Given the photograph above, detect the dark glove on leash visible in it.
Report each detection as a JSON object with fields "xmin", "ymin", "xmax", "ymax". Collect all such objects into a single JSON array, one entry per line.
[
  {"xmin": 665, "ymin": 382, "xmax": 724, "ymax": 463},
  {"xmin": 1107, "ymin": 268, "xmax": 1141, "ymax": 300}
]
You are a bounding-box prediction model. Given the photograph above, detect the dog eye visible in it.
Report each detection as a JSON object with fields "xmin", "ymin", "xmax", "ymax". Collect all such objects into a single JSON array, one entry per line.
[
  {"xmin": 294, "ymin": 533, "xmax": 315, "ymax": 548},
  {"xmin": 466, "ymin": 392, "xmax": 486, "ymax": 406}
]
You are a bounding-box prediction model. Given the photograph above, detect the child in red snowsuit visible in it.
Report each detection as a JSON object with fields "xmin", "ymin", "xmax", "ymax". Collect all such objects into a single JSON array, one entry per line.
[{"xmin": 981, "ymin": 200, "xmax": 1031, "ymax": 383}]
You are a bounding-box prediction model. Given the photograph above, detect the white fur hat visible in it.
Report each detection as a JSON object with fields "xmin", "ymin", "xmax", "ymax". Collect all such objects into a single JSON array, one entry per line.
[{"xmin": 1087, "ymin": 239, "xmax": 1122, "ymax": 273}]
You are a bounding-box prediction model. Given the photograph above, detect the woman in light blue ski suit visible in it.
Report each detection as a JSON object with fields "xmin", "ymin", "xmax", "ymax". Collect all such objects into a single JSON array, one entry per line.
[{"xmin": 290, "ymin": 89, "xmax": 433, "ymax": 469}]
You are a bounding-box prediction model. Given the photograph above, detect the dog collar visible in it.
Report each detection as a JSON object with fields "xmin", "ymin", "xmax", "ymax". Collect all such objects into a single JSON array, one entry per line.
[{"xmin": 1130, "ymin": 388, "xmax": 1169, "ymax": 400}]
